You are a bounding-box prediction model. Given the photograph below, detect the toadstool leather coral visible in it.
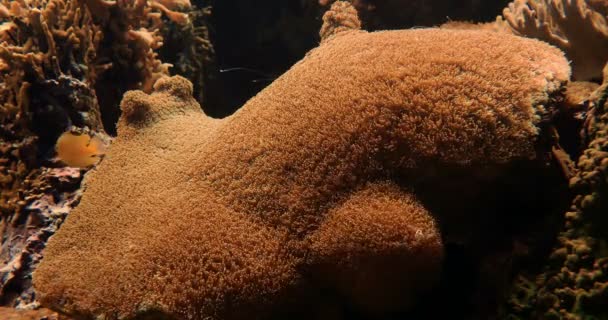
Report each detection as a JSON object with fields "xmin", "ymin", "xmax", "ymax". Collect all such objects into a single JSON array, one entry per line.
[{"xmin": 33, "ymin": 5, "xmax": 571, "ymax": 319}]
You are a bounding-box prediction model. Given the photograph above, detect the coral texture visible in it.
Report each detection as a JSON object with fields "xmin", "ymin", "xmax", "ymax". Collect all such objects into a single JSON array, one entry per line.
[
  {"xmin": 506, "ymin": 64, "xmax": 608, "ymax": 320},
  {"xmin": 443, "ymin": 0, "xmax": 608, "ymax": 81},
  {"xmin": 500, "ymin": 0, "xmax": 608, "ymax": 81},
  {"xmin": 34, "ymin": 26, "xmax": 569, "ymax": 319},
  {"xmin": 319, "ymin": 1, "xmax": 361, "ymax": 41},
  {"xmin": 0, "ymin": 0, "xmax": 210, "ymax": 309},
  {"xmin": 0, "ymin": 166, "xmax": 83, "ymax": 308},
  {"xmin": 0, "ymin": 0, "xmax": 107, "ymax": 305}
]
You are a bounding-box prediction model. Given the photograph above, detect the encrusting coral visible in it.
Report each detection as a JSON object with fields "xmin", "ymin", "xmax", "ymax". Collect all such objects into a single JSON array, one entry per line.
[
  {"xmin": 32, "ymin": 2, "xmax": 572, "ymax": 318},
  {"xmin": 319, "ymin": 0, "xmax": 361, "ymax": 41},
  {"xmin": 0, "ymin": 163, "xmax": 84, "ymax": 309},
  {"xmin": 0, "ymin": 0, "xmax": 106, "ymax": 307}
]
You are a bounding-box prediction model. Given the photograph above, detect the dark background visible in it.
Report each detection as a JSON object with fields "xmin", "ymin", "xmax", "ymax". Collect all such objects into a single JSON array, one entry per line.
[{"xmin": 201, "ymin": 0, "xmax": 511, "ymax": 117}]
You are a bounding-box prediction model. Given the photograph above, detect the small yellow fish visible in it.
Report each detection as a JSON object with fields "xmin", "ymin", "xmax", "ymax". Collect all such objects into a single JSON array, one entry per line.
[{"xmin": 55, "ymin": 132, "xmax": 107, "ymax": 168}]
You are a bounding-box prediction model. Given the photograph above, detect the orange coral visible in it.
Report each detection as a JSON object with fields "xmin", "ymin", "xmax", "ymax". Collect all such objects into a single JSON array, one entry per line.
[
  {"xmin": 33, "ymin": 13, "xmax": 570, "ymax": 320},
  {"xmin": 0, "ymin": 307, "xmax": 61, "ymax": 320},
  {"xmin": 308, "ymin": 182, "xmax": 442, "ymax": 315},
  {"xmin": 443, "ymin": 0, "xmax": 607, "ymax": 81},
  {"xmin": 153, "ymin": 0, "xmax": 191, "ymax": 10},
  {"xmin": 500, "ymin": 0, "xmax": 608, "ymax": 81},
  {"xmin": 0, "ymin": 0, "xmax": 201, "ymax": 308},
  {"xmin": 319, "ymin": 0, "xmax": 361, "ymax": 41},
  {"xmin": 149, "ymin": 1, "xmax": 189, "ymax": 25}
]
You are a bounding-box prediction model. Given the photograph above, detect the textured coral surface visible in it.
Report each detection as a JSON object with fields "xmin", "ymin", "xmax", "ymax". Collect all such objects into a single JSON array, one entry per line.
[
  {"xmin": 500, "ymin": 0, "xmax": 608, "ymax": 81},
  {"xmin": 33, "ymin": 27, "xmax": 569, "ymax": 319},
  {"xmin": 0, "ymin": 0, "xmax": 213, "ymax": 311},
  {"xmin": 506, "ymin": 65, "xmax": 608, "ymax": 320},
  {"xmin": 440, "ymin": 0, "xmax": 608, "ymax": 82},
  {"xmin": 0, "ymin": 306, "xmax": 61, "ymax": 319}
]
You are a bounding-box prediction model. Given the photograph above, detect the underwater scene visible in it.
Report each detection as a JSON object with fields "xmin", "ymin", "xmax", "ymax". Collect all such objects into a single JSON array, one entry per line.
[{"xmin": 0, "ymin": 0, "xmax": 607, "ymax": 319}]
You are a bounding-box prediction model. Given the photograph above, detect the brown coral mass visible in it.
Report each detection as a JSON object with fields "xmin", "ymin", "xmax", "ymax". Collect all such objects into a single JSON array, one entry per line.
[{"xmin": 33, "ymin": 29, "xmax": 570, "ymax": 319}]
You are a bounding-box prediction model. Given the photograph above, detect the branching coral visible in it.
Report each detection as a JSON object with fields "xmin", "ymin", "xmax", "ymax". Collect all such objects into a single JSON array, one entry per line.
[
  {"xmin": 33, "ymin": 4, "xmax": 571, "ymax": 317},
  {"xmin": 319, "ymin": 0, "xmax": 361, "ymax": 41},
  {"xmin": 80, "ymin": 0, "xmax": 173, "ymax": 123},
  {"xmin": 443, "ymin": 0, "xmax": 607, "ymax": 81},
  {"xmin": 500, "ymin": 0, "xmax": 608, "ymax": 81},
  {"xmin": 158, "ymin": 4, "xmax": 214, "ymax": 107}
]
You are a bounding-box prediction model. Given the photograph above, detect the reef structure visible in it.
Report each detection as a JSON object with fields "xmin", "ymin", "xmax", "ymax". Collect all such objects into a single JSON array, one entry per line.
[
  {"xmin": 0, "ymin": 0, "xmax": 211, "ymax": 310},
  {"xmin": 33, "ymin": 3, "xmax": 571, "ymax": 319},
  {"xmin": 0, "ymin": 306, "xmax": 60, "ymax": 319},
  {"xmin": 506, "ymin": 65, "xmax": 608, "ymax": 320},
  {"xmin": 500, "ymin": 0, "xmax": 608, "ymax": 82},
  {"xmin": 440, "ymin": 0, "xmax": 608, "ymax": 82}
]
